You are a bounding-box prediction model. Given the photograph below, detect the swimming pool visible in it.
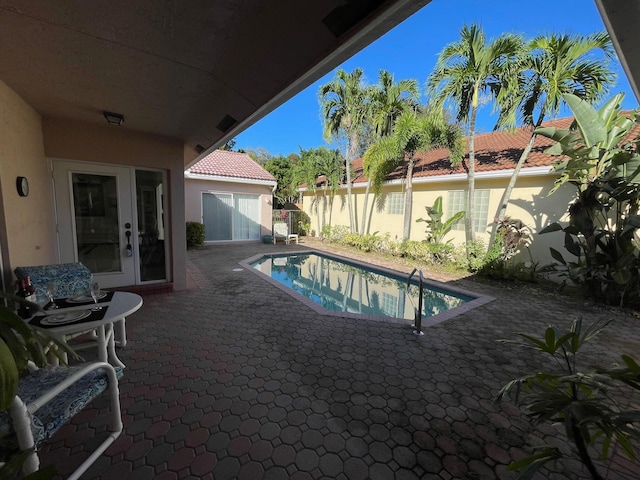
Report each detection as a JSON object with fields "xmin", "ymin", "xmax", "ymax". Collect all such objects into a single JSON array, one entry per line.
[{"xmin": 242, "ymin": 251, "xmax": 493, "ymax": 327}]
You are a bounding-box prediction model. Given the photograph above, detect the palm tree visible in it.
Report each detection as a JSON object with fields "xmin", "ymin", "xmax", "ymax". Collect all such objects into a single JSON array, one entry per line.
[
  {"xmin": 292, "ymin": 150, "xmax": 322, "ymax": 236},
  {"xmin": 363, "ymin": 109, "xmax": 464, "ymax": 240},
  {"xmin": 361, "ymin": 70, "xmax": 419, "ymax": 233},
  {"xmin": 427, "ymin": 23, "xmax": 523, "ymax": 243},
  {"xmin": 293, "ymin": 147, "xmax": 343, "ymax": 236},
  {"xmin": 319, "ymin": 68, "xmax": 372, "ymax": 233},
  {"xmin": 491, "ymin": 32, "xmax": 614, "ymax": 243},
  {"xmin": 314, "ymin": 147, "xmax": 343, "ymax": 229}
]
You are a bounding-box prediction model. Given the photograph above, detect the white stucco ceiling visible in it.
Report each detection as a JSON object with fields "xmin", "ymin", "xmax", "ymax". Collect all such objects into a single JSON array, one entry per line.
[
  {"xmin": 596, "ymin": 0, "xmax": 640, "ymax": 102},
  {"xmin": 1, "ymin": 1, "xmax": 637, "ymax": 167},
  {"xmin": 0, "ymin": 1, "xmax": 430, "ymax": 164}
]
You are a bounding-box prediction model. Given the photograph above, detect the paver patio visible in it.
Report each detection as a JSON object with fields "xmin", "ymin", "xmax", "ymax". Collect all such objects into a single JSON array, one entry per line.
[{"xmin": 36, "ymin": 241, "xmax": 640, "ymax": 479}]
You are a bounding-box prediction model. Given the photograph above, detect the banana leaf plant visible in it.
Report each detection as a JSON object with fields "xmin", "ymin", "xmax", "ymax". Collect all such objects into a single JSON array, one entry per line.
[
  {"xmin": 536, "ymin": 93, "xmax": 640, "ymax": 306},
  {"xmin": 416, "ymin": 196, "xmax": 465, "ymax": 244},
  {"xmin": 0, "ymin": 294, "xmax": 75, "ymax": 411}
]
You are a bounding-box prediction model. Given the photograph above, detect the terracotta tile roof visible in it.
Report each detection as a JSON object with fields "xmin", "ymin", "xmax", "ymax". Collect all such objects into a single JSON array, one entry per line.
[
  {"xmin": 187, "ymin": 150, "xmax": 276, "ymax": 182},
  {"xmin": 351, "ymin": 116, "xmax": 578, "ymax": 184}
]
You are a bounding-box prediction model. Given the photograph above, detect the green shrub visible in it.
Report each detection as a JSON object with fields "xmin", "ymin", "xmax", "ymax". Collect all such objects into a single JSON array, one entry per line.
[
  {"xmin": 319, "ymin": 226, "xmax": 466, "ymax": 271},
  {"xmin": 186, "ymin": 221, "xmax": 205, "ymax": 248},
  {"xmin": 377, "ymin": 233, "xmax": 402, "ymax": 257},
  {"xmin": 342, "ymin": 232, "xmax": 381, "ymax": 252},
  {"xmin": 397, "ymin": 240, "xmax": 455, "ymax": 265},
  {"xmin": 399, "ymin": 240, "xmax": 429, "ymax": 263},
  {"xmin": 497, "ymin": 318, "xmax": 640, "ymax": 479},
  {"xmin": 322, "ymin": 225, "xmax": 350, "ymax": 243}
]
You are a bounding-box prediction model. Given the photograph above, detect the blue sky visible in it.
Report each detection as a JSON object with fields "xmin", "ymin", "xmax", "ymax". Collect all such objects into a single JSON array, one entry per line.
[{"xmin": 235, "ymin": 0, "xmax": 638, "ymax": 157}]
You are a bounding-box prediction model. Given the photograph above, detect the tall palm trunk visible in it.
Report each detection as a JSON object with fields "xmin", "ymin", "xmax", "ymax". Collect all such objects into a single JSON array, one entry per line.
[
  {"xmin": 489, "ymin": 112, "xmax": 545, "ymax": 249},
  {"xmin": 344, "ymin": 142, "xmax": 354, "ymax": 232},
  {"xmin": 321, "ymin": 183, "xmax": 328, "ymax": 235},
  {"xmin": 402, "ymin": 154, "xmax": 415, "ymax": 241},
  {"xmin": 466, "ymin": 105, "xmax": 477, "ymax": 244},
  {"xmin": 314, "ymin": 192, "xmax": 322, "ymax": 238},
  {"xmin": 328, "ymin": 192, "xmax": 335, "ymax": 228},
  {"xmin": 360, "ymin": 182, "xmax": 371, "ymax": 234},
  {"xmin": 345, "ymin": 129, "xmax": 357, "ymax": 233}
]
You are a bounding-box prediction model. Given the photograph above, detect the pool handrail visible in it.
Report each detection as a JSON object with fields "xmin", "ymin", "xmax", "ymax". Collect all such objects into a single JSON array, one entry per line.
[{"xmin": 407, "ymin": 268, "xmax": 425, "ymax": 336}]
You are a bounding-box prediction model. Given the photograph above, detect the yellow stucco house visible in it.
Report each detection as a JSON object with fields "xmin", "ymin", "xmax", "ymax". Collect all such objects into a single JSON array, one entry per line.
[{"xmin": 300, "ymin": 117, "xmax": 579, "ymax": 266}]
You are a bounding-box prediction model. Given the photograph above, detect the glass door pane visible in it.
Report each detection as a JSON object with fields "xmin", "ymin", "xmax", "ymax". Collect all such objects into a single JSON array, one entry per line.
[
  {"xmin": 72, "ymin": 173, "xmax": 121, "ymax": 273},
  {"xmin": 233, "ymin": 195, "xmax": 260, "ymax": 240},
  {"xmin": 203, "ymin": 193, "xmax": 233, "ymax": 241},
  {"xmin": 136, "ymin": 170, "xmax": 167, "ymax": 282}
]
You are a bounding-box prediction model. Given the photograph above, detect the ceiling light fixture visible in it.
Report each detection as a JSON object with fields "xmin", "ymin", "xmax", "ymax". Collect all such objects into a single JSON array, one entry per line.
[{"xmin": 103, "ymin": 111, "xmax": 124, "ymax": 126}]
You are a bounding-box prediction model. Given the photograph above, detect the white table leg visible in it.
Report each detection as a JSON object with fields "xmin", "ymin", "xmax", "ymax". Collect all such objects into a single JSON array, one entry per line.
[
  {"xmin": 106, "ymin": 323, "xmax": 126, "ymax": 369},
  {"xmin": 96, "ymin": 325, "xmax": 108, "ymax": 363},
  {"xmin": 115, "ymin": 318, "xmax": 127, "ymax": 347}
]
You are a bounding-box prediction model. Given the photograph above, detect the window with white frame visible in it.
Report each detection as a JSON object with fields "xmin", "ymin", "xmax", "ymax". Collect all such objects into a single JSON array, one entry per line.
[
  {"xmin": 387, "ymin": 192, "xmax": 404, "ymax": 215},
  {"xmin": 381, "ymin": 292, "xmax": 398, "ymax": 317},
  {"xmin": 446, "ymin": 190, "xmax": 490, "ymax": 233}
]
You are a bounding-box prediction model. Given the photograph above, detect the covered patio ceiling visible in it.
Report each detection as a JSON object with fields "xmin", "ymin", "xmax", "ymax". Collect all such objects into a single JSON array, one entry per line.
[
  {"xmin": 596, "ymin": 0, "xmax": 640, "ymax": 102},
  {"xmin": 0, "ymin": 0, "xmax": 429, "ymax": 166},
  {"xmin": 1, "ymin": 1, "xmax": 638, "ymax": 169}
]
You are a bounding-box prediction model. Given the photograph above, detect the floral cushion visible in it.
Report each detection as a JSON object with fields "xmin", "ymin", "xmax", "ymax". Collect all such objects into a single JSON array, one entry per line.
[
  {"xmin": 0, "ymin": 364, "xmax": 123, "ymax": 446},
  {"xmin": 14, "ymin": 263, "xmax": 93, "ymax": 299}
]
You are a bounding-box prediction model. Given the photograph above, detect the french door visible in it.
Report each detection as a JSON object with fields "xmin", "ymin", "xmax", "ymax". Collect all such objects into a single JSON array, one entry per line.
[{"xmin": 52, "ymin": 159, "xmax": 168, "ymax": 288}]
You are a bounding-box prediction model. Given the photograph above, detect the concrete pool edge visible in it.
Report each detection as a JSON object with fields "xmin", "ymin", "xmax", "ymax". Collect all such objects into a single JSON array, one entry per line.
[{"xmin": 239, "ymin": 249, "xmax": 495, "ymax": 328}]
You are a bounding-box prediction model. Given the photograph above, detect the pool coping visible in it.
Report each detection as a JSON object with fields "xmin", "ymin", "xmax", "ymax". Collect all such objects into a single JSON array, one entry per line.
[{"xmin": 240, "ymin": 249, "xmax": 495, "ymax": 329}]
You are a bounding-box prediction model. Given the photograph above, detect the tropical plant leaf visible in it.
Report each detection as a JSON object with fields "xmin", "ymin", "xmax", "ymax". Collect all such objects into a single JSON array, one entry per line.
[
  {"xmin": 432, "ymin": 196, "xmax": 443, "ymax": 215},
  {"xmin": 563, "ymin": 93, "xmax": 607, "ymax": 147},
  {"xmin": 0, "ymin": 336, "xmax": 19, "ymax": 411},
  {"xmin": 539, "ymin": 222, "xmax": 563, "ymax": 234},
  {"xmin": 564, "ymin": 233, "xmax": 581, "ymax": 257},
  {"xmin": 549, "ymin": 247, "xmax": 567, "ymax": 265},
  {"xmin": 621, "ymin": 354, "xmax": 640, "ymax": 372},
  {"xmin": 519, "ymin": 333, "xmax": 551, "ymax": 352},
  {"xmin": 506, "ymin": 446, "xmax": 562, "ymax": 479},
  {"xmin": 535, "ymin": 127, "xmax": 575, "ymax": 147},
  {"xmin": 598, "ymin": 93, "xmax": 625, "ymax": 128},
  {"xmin": 441, "ymin": 211, "xmax": 465, "ymax": 231},
  {"xmin": 612, "ymin": 269, "xmax": 631, "ymax": 285},
  {"xmin": 579, "ymin": 318, "xmax": 612, "ymax": 344}
]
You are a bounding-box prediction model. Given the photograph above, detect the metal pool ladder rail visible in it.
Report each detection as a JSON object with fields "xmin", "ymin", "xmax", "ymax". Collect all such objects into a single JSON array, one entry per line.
[{"xmin": 407, "ymin": 268, "xmax": 424, "ymax": 336}]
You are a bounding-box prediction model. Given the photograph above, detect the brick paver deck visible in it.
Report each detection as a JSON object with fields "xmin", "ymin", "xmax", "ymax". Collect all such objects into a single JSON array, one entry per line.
[{"xmin": 36, "ymin": 242, "xmax": 640, "ymax": 479}]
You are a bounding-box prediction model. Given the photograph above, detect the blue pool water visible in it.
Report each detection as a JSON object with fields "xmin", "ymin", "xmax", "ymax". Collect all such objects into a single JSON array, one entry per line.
[{"xmin": 250, "ymin": 252, "xmax": 473, "ymax": 322}]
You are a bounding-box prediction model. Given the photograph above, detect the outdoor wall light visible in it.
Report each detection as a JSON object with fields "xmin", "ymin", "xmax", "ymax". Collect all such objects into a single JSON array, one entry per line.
[{"xmin": 103, "ymin": 111, "xmax": 124, "ymax": 126}]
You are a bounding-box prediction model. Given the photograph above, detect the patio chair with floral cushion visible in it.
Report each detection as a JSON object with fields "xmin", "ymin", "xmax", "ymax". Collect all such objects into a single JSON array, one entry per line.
[{"xmin": 0, "ymin": 361, "xmax": 123, "ymax": 479}]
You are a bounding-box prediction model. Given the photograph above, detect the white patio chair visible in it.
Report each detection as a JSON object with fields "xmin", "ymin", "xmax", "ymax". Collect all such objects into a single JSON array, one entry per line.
[
  {"xmin": 273, "ymin": 223, "xmax": 299, "ymax": 244},
  {"xmin": 0, "ymin": 361, "xmax": 123, "ymax": 479}
]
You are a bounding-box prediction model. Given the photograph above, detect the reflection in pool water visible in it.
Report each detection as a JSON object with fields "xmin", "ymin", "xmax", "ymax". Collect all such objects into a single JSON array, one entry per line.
[{"xmin": 250, "ymin": 252, "xmax": 472, "ymax": 322}]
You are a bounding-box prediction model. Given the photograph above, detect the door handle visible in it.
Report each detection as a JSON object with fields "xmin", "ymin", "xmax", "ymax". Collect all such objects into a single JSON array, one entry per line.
[{"xmin": 125, "ymin": 230, "xmax": 133, "ymax": 257}]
